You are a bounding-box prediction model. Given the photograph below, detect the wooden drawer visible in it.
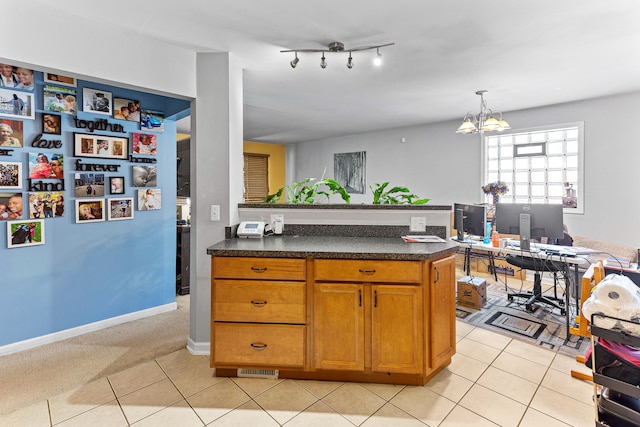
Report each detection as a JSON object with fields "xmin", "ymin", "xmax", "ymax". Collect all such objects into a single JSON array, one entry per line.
[
  {"xmin": 315, "ymin": 259, "xmax": 421, "ymax": 283},
  {"xmin": 213, "ymin": 257, "xmax": 306, "ymax": 281},
  {"xmin": 214, "ymin": 280, "xmax": 305, "ymax": 323},
  {"xmin": 213, "ymin": 323, "xmax": 305, "ymax": 368}
]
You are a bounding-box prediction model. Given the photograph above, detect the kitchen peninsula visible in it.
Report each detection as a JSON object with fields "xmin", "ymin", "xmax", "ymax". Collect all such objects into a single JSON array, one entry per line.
[{"xmin": 207, "ymin": 234, "xmax": 458, "ymax": 386}]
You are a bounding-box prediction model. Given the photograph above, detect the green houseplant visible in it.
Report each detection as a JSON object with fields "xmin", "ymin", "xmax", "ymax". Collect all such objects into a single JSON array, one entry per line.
[
  {"xmin": 370, "ymin": 182, "xmax": 430, "ymax": 205},
  {"xmin": 264, "ymin": 176, "xmax": 351, "ymax": 204}
]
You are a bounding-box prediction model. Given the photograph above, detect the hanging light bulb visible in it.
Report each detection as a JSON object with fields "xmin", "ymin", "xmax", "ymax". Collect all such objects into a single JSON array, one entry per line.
[
  {"xmin": 290, "ymin": 52, "xmax": 299, "ymax": 68},
  {"xmin": 373, "ymin": 48, "xmax": 382, "ymax": 66},
  {"xmin": 320, "ymin": 52, "xmax": 327, "ymax": 69},
  {"xmin": 347, "ymin": 52, "xmax": 354, "ymax": 69}
]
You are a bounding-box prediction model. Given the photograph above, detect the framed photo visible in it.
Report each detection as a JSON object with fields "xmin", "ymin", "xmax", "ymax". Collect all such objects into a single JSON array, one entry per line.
[
  {"xmin": 0, "ymin": 88, "xmax": 34, "ymax": 120},
  {"xmin": 73, "ymin": 132, "xmax": 128, "ymax": 160},
  {"xmin": 113, "ymin": 97, "xmax": 140, "ymax": 122},
  {"xmin": 109, "ymin": 176, "xmax": 125, "ymax": 194},
  {"xmin": 28, "ymin": 191, "xmax": 64, "ymax": 219},
  {"xmin": 137, "ymin": 188, "xmax": 161, "ymax": 211},
  {"xmin": 7, "ymin": 219, "xmax": 44, "ymax": 248},
  {"xmin": 140, "ymin": 109, "xmax": 164, "ymax": 133},
  {"xmin": 0, "ymin": 192, "xmax": 23, "ymax": 219},
  {"xmin": 43, "ymin": 85, "xmax": 76, "ymax": 115},
  {"xmin": 0, "ymin": 119, "xmax": 24, "ymax": 147},
  {"xmin": 132, "ymin": 132, "xmax": 157, "ymax": 155},
  {"xmin": 28, "ymin": 152, "xmax": 64, "ymax": 179},
  {"xmin": 75, "ymin": 198, "xmax": 105, "ymax": 223},
  {"xmin": 42, "ymin": 114, "xmax": 62, "ymax": 135},
  {"xmin": 0, "ymin": 161, "xmax": 23, "ymax": 189},
  {"xmin": 43, "ymin": 73, "xmax": 77, "ymax": 87},
  {"xmin": 108, "ymin": 197, "xmax": 134, "ymax": 221},
  {"xmin": 83, "ymin": 88, "xmax": 112, "ymax": 116},
  {"xmin": 132, "ymin": 165, "xmax": 157, "ymax": 187},
  {"xmin": 74, "ymin": 173, "xmax": 105, "ymax": 197}
]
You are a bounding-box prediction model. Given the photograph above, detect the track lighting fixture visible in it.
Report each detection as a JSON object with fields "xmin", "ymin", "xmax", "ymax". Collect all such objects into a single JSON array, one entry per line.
[
  {"xmin": 281, "ymin": 41, "xmax": 394, "ymax": 70},
  {"xmin": 373, "ymin": 48, "xmax": 382, "ymax": 66},
  {"xmin": 456, "ymin": 90, "xmax": 511, "ymax": 134},
  {"xmin": 290, "ymin": 52, "xmax": 299, "ymax": 68},
  {"xmin": 347, "ymin": 53, "xmax": 354, "ymax": 69}
]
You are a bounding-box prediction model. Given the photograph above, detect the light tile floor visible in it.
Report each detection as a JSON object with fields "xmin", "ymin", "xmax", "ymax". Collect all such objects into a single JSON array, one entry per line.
[{"xmin": 0, "ymin": 320, "xmax": 596, "ymax": 426}]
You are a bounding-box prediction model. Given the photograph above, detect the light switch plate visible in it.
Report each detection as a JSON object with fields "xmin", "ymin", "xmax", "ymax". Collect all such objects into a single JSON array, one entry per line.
[
  {"xmin": 210, "ymin": 205, "xmax": 220, "ymax": 221},
  {"xmin": 410, "ymin": 216, "xmax": 426, "ymax": 232}
]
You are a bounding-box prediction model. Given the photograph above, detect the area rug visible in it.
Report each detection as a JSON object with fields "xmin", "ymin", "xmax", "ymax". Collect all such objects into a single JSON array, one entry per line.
[{"xmin": 456, "ymin": 276, "xmax": 590, "ymax": 358}]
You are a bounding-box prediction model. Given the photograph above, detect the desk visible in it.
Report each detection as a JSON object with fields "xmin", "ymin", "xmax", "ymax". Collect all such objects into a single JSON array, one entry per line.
[{"xmin": 454, "ymin": 240, "xmax": 589, "ymax": 337}]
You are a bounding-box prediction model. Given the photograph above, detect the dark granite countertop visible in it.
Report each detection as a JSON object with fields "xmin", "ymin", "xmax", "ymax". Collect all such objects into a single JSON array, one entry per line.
[{"xmin": 207, "ymin": 235, "xmax": 458, "ymax": 261}]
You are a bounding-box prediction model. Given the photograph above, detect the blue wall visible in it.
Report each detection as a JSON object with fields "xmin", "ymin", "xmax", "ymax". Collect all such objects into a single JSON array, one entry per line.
[{"xmin": 1, "ymin": 70, "xmax": 189, "ymax": 346}]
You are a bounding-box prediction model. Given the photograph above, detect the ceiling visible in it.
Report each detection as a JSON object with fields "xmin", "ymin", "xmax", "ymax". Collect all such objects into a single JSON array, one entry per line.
[{"xmin": 30, "ymin": 0, "xmax": 640, "ymax": 144}]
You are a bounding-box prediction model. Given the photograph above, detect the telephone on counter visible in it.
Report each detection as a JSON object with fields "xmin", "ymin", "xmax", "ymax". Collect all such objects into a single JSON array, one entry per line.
[{"xmin": 237, "ymin": 221, "xmax": 265, "ymax": 238}]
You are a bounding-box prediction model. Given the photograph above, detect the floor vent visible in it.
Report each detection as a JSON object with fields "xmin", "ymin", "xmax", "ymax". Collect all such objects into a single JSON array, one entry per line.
[{"xmin": 237, "ymin": 368, "xmax": 279, "ymax": 379}]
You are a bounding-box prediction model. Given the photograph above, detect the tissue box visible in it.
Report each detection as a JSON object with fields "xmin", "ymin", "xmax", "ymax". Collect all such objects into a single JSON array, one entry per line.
[{"xmin": 457, "ymin": 276, "xmax": 487, "ymax": 309}]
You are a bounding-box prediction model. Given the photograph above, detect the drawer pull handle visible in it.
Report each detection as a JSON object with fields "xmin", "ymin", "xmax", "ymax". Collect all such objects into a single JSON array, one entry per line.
[
  {"xmin": 251, "ymin": 300, "xmax": 268, "ymax": 307},
  {"xmin": 250, "ymin": 343, "xmax": 268, "ymax": 350},
  {"xmin": 358, "ymin": 269, "xmax": 376, "ymax": 274},
  {"xmin": 251, "ymin": 267, "xmax": 268, "ymax": 273}
]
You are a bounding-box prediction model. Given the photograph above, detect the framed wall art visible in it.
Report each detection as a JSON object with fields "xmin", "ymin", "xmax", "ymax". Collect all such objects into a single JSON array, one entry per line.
[
  {"xmin": 0, "ymin": 192, "xmax": 23, "ymax": 219},
  {"xmin": 107, "ymin": 198, "xmax": 134, "ymax": 221},
  {"xmin": 28, "ymin": 152, "xmax": 64, "ymax": 179},
  {"xmin": 132, "ymin": 165, "xmax": 157, "ymax": 187},
  {"xmin": 0, "ymin": 88, "xmax": 35, "ymax": 120},
  {"xmin": 75, "ymin": 198, "xmax": 105, "ymax": 223},
  {"xmin": 0, "ymin": 119, "xmax": 24, "ymax": 147},
  {"xmin": 28, "ymin": 191, "xmax": 64, "ymax": 219},
  {"xmin": 83, "ymin": 88, "xmax": 112, "ymax": 116},
  {"xmin": 109, "ymin": 177, "xmax": 125, "ymax": 195},
  {"xmin": 137, "ymin": 189, "xmax": 161, "ymax": 211},
  {"xmin": 7, "ymin": 219, "xmax": 44, "ymax": 248},
  {"xmin": 334, "ymin": 151, "xmax": 366, "ymax": 194},
  {"xmin": 42, "ymin": 114, "xmax": 62, "ymax": 135},
  {"xmin": 0, "ymin": 161, "xmax": 23, "ymax": 190},
  {"xmin": 43, "ymin": 85, "xmax": 76, "ymax": 115},
  {"xmin": 73, "ymin": 132, "xmax": 128, "ymax": 160},
  {"xmin": 74, "ymin": 173, "xmax": 105, "ymax": 197},
  {"xmin": 113, "ymin": 97, "xmax": 140, "ymax": 122},
  {"xmin": 140, "ymin": 109, "xmax": 164, "ymax": 133},
  {"xmin": 132, "ymin": 132, "xmax": 157, "ymax": 155},
  {"xmin": 43, "ymin": 73, "xmax": 77, "ymax": 87}
]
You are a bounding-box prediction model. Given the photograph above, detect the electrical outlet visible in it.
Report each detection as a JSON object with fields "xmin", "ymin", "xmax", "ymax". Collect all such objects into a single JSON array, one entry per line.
[
  {"xmin": 410, "ymin": 216, "xmax": 426, "ymax": 232},
  {"xmin": 210, "ymin": 204, "xmax": 220, "ymax": 221},
  {"xmin": 270, "ymin": 214, "xmax": 284, "ymax": 234}
]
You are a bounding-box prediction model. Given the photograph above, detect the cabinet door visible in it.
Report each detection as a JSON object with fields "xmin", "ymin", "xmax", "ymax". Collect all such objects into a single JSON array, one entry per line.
[
  {"xmin": 313, "ymin": 283, "xmax": 365, "ymax": 371},
  {"xmin": 430, "ymin": 255, "xmax": 456, "ymax": 368},
  {"xmin": 371, "ymin": 285, "xmax": 423, "ymax": 374}
]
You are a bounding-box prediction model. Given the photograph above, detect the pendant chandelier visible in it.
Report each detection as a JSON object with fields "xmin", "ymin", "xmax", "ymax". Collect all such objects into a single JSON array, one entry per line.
[
  {"xmin": 456, "ymin": 90, "xmax": 510, "ymax": 134},
  {"xmin": 281, "ymin": 41, "xmax": 394, "ymax": 69}
]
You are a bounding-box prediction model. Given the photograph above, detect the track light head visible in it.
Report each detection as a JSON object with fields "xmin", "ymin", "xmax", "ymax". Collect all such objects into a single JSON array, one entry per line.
[
  {"xmin": 373, "ymin": 48, "xmax": 382, "ymax": 66},
  {"xmin": 320, "ymin": 52, "xmax": 327, "ymax": 69},
  {"xmin": 290, "ymin": 52, "xmax": 299, "ymax": 68},
  {"xmin": 347, "ymin": 53, "xmax": 354, "ymax": 69}
]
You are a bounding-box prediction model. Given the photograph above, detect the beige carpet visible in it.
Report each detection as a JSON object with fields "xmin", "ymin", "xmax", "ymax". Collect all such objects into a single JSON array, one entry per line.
[{"xmin": 0, "ymin": 294, "xmax": 190, "ymax": 416}]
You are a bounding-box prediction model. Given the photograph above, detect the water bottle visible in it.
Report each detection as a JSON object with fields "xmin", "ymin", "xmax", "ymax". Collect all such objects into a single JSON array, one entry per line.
[{"xmin": 484, "ymin": 221, "xmax": 491, "ymax": 244}]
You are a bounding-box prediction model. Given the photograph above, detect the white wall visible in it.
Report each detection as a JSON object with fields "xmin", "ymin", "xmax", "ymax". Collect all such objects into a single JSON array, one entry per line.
[{"xmin": 292, "ymin": 91, "xmax": 640, "ymax": 248}]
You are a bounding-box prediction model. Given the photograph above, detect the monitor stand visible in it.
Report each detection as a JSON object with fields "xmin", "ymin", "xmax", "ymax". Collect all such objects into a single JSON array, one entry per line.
[{"xmin": 519, "ymin": 213, "xmax": 531, "ymax": 251}]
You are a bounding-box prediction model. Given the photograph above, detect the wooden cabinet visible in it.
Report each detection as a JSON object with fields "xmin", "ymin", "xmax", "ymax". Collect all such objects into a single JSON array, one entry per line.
[
  {"xmin": 211, "ymin": 257, "xmax": 306, "ymax": 369},
  {"xmin": 313, "ymin": 259, "xmax": 424, "ymax": 375},
  {"xmin": 210, "ymin": 254, "xmax": 456, "ymax": 385}
]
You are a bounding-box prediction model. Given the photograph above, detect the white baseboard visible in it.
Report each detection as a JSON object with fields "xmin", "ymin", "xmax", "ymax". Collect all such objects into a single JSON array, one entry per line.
[
  {"xmin": 187, "ymin": 338, "xmax": 210, "ymax": 355},
  {"xmin": 0, "ymin": 302, "xmax": 177, "ymax": 357}
]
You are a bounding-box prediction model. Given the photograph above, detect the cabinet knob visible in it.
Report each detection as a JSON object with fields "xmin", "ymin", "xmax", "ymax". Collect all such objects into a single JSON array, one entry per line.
[
  {"xmin": 251, "ymin": 300, "xmax": 268, "ymax": 307},
  {"xmin": 250, "ymin": 343, "xmax": 268, "ymax": 350}
]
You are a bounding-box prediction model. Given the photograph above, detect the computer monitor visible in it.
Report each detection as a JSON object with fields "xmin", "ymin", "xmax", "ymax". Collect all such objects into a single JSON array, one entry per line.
[
  {"xmin": 494, "ymin": 203, "xmax": 564, "ymax": 251},
  {"xmin": 453, "ymin": 203, "xmax": 487, "ymax": 241}
]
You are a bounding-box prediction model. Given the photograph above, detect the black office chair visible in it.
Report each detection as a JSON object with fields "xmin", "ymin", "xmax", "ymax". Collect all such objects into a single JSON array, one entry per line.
[{"xmin": 505, "ymin": 254, "xmax": 567, "ymax": 314}]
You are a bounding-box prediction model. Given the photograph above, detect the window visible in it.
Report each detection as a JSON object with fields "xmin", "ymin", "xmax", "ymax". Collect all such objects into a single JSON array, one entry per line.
[
  {"xmin": 243, "ymin": 153, "xmax": 269, "ymax": 203},
  {"xmin": 484, "ymin": 122, "xmax": 584, "ymax": 213}
]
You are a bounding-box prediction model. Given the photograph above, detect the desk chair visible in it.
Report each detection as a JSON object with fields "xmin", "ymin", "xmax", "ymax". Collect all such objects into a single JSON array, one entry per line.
[{"xmin": 505, "ymin": 254, "xmax": 567, "ymax": 314}]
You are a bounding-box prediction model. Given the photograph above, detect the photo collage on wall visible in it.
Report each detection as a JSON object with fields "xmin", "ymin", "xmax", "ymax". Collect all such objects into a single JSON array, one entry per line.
[{"xmin": 0, "ymin": 62, "xmax": 165, "ymax": 248}]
